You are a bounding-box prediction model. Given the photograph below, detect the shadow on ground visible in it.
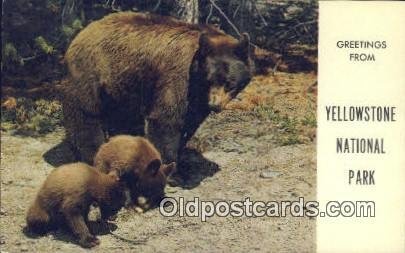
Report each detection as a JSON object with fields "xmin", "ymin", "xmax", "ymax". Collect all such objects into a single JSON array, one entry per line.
[
  {"xmin": 23, "ymin": 220, "xmax": 117, "ymax": 248},
  {"xmin": 43, "ymin": 139, "xmax": 76, "ymax": 167},
  {"xmin": 177, "ymin": 148, "xmax": 220, "ymax": 189}
]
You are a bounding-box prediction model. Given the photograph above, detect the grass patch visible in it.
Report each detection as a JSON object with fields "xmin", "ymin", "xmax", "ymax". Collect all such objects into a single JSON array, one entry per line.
[
  {"xmin": 275, "ymin": 116, "xmax": 301, "ymax": 146},
  {"xmin": 253, "ymin": 105, "xmax": 304, "ymax": 146},
  {"xmin": 253, "ymin": 105, "xmax": 282, "ymax": 122},
  {"xmin": 275, "ymin": 134, "xmax": 301, "ymax": 146},
  {"xmin": 301, "ymin": 113, "xmax": 317, "ymax": 127}
]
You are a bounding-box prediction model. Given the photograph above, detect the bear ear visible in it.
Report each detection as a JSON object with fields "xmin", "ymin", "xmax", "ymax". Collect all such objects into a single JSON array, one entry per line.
[
  {"xmin": 161, "ymin": 162, "xmax": 176, "ymax": 177},
  {"xmin": 236, "ymin": 32, "xmax": 251, "ymax": 58},
  {"xmin": 198, "ymin": 32, "xmax": 212, "ymax": 56},
  {"xmin": 146, "ymin": 159, "xmax": 162, "ymax": 176}
]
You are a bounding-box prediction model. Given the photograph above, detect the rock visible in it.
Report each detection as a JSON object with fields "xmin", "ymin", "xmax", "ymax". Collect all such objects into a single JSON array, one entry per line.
[
  {"xmin": 259, "ymin": 170, "xmax": 281, "ymax": 179},
  {"xmin": 0, "ymin": 208, "xmax": 7, "ymax": 215}
]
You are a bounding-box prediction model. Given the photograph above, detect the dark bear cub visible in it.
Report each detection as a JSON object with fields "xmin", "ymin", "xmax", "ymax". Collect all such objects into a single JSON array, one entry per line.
[
  {"xmin": 26, "ymin": 163, "xmax": 128, "ymax": 248},
  {"xmin": 94, "ymin": 135, "xmax": 176, "ymax": 211}
]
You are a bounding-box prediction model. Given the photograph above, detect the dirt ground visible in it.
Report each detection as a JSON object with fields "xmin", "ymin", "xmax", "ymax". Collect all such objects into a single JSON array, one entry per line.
[{"xmin": 0, "ymin": 72, "xmax": 317, "ymax": 253}]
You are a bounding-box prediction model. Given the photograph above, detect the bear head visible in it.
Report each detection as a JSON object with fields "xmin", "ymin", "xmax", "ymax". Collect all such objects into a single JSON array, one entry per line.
[
  {"xmin": 131, "ymin": 159, "xmax": 176, "ymax": 211},
  {"xmin": 197, "ymin": 31, "xmax": 254, "ymax": 111}
]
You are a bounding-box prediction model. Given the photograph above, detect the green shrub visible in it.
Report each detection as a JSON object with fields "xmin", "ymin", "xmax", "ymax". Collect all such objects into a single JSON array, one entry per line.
[
  {"xmin": 34, "ymin": 36, "xmax": 55, "ymax": 55},
  {"xmin": 1, "ymin": 98, "xmax": 62, "ymax": 136}
]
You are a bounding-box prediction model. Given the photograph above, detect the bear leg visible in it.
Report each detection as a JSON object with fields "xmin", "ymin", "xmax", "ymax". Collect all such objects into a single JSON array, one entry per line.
[
  {"xmin": 75, "ymin": 117, "xmax": 105, "ymax": 164},
  {"xmin": 64, "ymin": 211, "xmax": 100, "ymax": 248},
  {"xmin": 26, "ymin": 204, "xmax": 52, "ymax": 235},
  {"xmin": 63, "ymin": 97, "xmax": 105, "ymax": 164},
  {"xmin": 145, "ymin": 118, "xmax": 181, "ymax": 165}
]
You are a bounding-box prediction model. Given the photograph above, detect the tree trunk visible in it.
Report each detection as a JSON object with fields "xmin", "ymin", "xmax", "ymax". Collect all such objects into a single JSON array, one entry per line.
[{"xmin": 174, "ymin": 0, "xmax": 199, "ymax": 24}]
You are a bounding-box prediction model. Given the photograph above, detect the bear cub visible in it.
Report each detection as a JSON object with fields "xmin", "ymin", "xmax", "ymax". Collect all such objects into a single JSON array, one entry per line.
[
  {"xmin": 26, "ymin": 163, "xmax": 128, "ymax": 248},
  {"xmin": 94, "ymin": 135, "xmax": 176, "ymax": 211}
]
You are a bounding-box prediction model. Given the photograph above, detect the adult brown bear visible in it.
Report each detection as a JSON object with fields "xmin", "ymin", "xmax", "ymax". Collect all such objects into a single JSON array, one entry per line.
[{"xmin": 63, "ymin": 12, "xmax": 254, "ymax": 176}]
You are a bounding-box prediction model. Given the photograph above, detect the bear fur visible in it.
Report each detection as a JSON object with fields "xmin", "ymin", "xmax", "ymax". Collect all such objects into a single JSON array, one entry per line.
[
  {"xmin": 94, "ymin": 135, "xmax": 175, "ymax": 210},
  {"xmin": 26, "ymin": 163, "xmax": 128, "ymax": 248},
  {"xmin": 63, "ymin": 11, "xmax": 254, "ymax": 173}
]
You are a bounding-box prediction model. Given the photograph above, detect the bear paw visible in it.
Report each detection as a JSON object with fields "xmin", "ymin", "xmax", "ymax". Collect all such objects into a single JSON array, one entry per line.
[{"xmin": 79, "ymin": 235, "xmax": 100, "ymax": 248}]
